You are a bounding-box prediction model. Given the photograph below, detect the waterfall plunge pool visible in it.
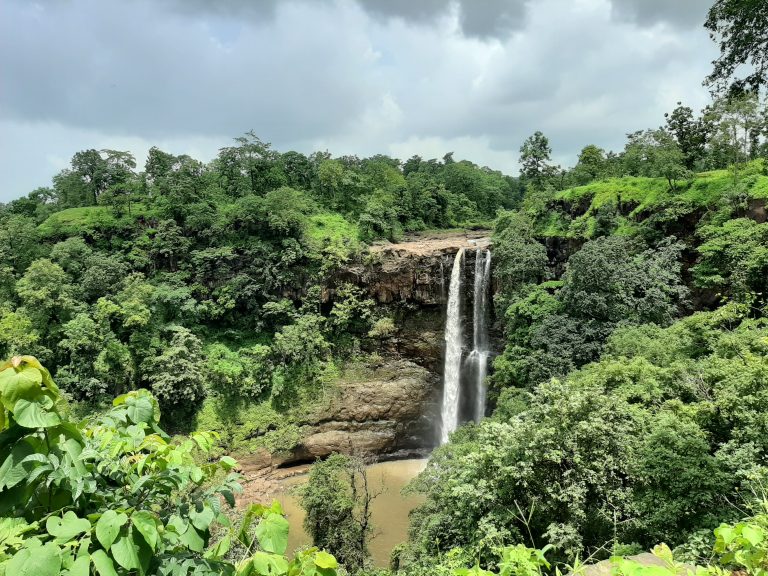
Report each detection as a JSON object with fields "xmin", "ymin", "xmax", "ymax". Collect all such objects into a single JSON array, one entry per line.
[{"xmin": 252, "ymin": 458, "xmax": 428, "ymax": 568}]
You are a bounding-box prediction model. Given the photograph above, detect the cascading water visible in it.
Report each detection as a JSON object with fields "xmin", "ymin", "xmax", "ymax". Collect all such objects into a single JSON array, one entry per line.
[
  {"xmin": 467, "ymin": 249, "xmax": 491, "ymax": 422},
  {"xmin": 440, "ymin": 248, "xmax": 464, "ymax": 444}
]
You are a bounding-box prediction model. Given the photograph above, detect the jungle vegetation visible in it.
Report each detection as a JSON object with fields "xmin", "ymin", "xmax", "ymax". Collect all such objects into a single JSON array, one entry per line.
[{"xmin": 1, "ymin": 0, "xmax": 768, "ymax": 573}]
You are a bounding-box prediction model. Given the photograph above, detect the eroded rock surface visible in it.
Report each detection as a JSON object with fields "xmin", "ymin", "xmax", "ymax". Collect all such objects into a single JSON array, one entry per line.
[
  {"xmin": 238, "ymin": 359, "xmax": 440, "ymax": 471},
  {"xmin": 331, "ymin": 230, "xmax": 491, "ymax": 305}
]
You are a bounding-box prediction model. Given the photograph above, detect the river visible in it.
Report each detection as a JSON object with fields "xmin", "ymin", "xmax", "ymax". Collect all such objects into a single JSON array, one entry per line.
[{"xmin": 267, "ymin": 458, "xmax": 427, "ymax": 568}]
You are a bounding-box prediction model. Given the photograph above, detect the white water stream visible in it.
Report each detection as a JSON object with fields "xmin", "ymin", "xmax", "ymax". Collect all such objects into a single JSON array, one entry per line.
[
  {"xmin": 468, "ymin": 249, "xmax": 491, "ymax": 422},
  {"xmin": 440, "ymin": 248, "xmax": 464, "ymax": 444}
]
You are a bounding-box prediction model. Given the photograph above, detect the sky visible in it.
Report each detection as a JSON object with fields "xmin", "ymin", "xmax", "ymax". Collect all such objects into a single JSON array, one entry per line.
[{"xmin": 0, "ymin": 0, "xmax": 716, "ymax": 202}]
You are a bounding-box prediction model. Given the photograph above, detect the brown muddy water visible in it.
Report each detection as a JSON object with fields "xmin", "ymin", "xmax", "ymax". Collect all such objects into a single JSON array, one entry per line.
[{"xmin": 269, "ymin": 458, "xmax": 427, "ymax": 568}]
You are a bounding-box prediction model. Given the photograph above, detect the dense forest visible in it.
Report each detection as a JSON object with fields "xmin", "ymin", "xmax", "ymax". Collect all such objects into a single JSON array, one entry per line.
[{"xmin": 1, "ymin": 0, "xmax": 768, "ymax": 574}]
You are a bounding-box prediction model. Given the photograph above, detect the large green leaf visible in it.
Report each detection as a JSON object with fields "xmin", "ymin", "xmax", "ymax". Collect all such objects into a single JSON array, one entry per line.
[
  {"xmin": 91, "ymin": 550, "xmax": 118, "ymax": 576},
  {"xmin": 131, "ymin": 510, "xmax": 158, "ymax": 551},
  {"xmin": 0, "ymin": 440, "xmax": 35, "ymax": 489},
  {"xmin": 0, "ymin": 366, "xmax": 42, "ymax": 412},
  {"xmin": 179, "ymin": 524, "xmax": 205, "ymax": 552},
  {"xmin": 313, "ymin": 551, "xmax": 338, "ymax": 570},
  {"xmin": 6, "ymin": 542, "xmax": 62, "ymax": 576},
  {"xmin": 46, "ymin": 511, "xmax": 91, "ymax": 542},
  {"xmin": 64, "ymin": 555, "xmax": 90, "ymax": 576},
  {"xmin": 250, "ymin": 551, "xmax": 289, "ymax": 575},
  {"xmin": 190, "ymin": 504, "xmax": 215, "ymax": 531},
  {"xmin": 95, "ymin": 510, "xmax": 128, "ymax": 550},
  {"xmin": 13, "ymin": 398, "xmax": 61, "ymax": 428},
  {"xmin": 255, "ymin": 512, "xmax": 289, "ymax": 555},
  {"xmin": 111, "ymin": 530, "xmax": 141, "ymax": 571},
  {"xmin": 742, "ymin": 524, "xmax": 764, "ymax": 547}
]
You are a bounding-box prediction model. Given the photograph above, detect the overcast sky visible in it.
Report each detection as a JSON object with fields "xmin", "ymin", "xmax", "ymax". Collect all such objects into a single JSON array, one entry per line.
[{"xmin": 0, "ymin": 0, "xmax": 715, "ymax": 202}]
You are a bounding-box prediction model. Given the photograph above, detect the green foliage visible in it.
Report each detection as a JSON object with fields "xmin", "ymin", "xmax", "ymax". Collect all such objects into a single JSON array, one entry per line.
[
  {"xmin": 694, "ymin": 217, "xmax": 768, "ymax": 303},
  {"xmin": 299, "ymin": 454, "xmax": 375, "ymax": 573},
  {"xmin": 205, "ymin": 343, "xmax": 273, "ymax": 401},
  {"xmin": 492, "ymin": 234, "xmax": 687, "ymax": 390},
  {"xmin": 622, "ymin": 130, "xmax": 692, "ymax": 190},
  {"xmin": 193, "ymin": 396, "xmax": 302, "ymax": 457},
  {"xmin": 142, "ymin": 325, "xmax": 205, "ymax": 421},
  {"xmin": 411, "ymin": 305, "xmax": 768, "ymax": 565},
  {"xmin": 705, "ymin": 0, "xmax": 768, "ymax": 93},
  {"xmin": 0, "ymin": 356, "xmax": 339, "ymax": 576},
  {"xmin": 37, "ymin": 205, "xmax": 157, "ymax": 240}
]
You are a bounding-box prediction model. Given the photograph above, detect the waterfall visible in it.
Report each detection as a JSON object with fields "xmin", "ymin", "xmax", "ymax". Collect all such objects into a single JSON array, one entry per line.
[
  {"xmin": 468, "ymin": 249, "xmax": 491, "ymax": 422},
  {"xmin": 440, "ymin": 248, "xmax": 464, "ymax": 444}
]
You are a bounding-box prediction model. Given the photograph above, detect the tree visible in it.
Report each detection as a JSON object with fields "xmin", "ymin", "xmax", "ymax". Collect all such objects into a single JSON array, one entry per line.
[
  {"xmin": 571, "ymin": 144, "xmax": 607, "ymax": 184},
  {"xmin": 145, "ymin": 145, "xmax": 176, "ymax": 182},
  {"xmin": 142, "ymin": 325, "xmax": 205, "ymax": 420},
  {"xmin": 16, "ymin": 259, "xmax": 78, "ymax": 329},
  {"xmin": 66, "ymin": 148, "xmax": 136, "ymax": 206},
  {"xmin": 694, "ymin": 217, "xmax": 768, "ymax": 304},
  {"xmin": 99, "ymin": 180, "xmax": 140, "ymax": 216},
  {"xmin": 519, "ymin": 131, "xmax": 555, "ymax": 188},
  {"xmin": 492, "ymin": 211, "xmax": 549, "ymax": 300},
  {"xmin": 622, "ymin": 130, "xmax": 691, "ymax": 190},
  {"xmin": 217, "ymin": 131, "xmax": 285, "ymax": 196},
  {"xmin": 299, "ymin": 454, "xmax": 377, "ymax": 573},
  {"xmin": 560, "ymin": 236, "xmax": 688, "ymax": 326},
  {"xmin": 705, "ymin": 0, "xmax": 768, "ymax": 94},
  {"xmin": 0, "ymin": 214, "xmax": 41, "ymax": 274},
  {"xmin": 704, "ymin": 93, "xmax": 767, "ymax": 176},
  {"xmin": 50, "ymin": 237, "xmax": 93, "ymax": 277},
  {"xmin": 408, "ymin": 380, "xmax": 640, "ymax": 563},
  {"xmin": 79, "ymin": 252, "xmax": 129, "ymax": 301},
  {"xmin": 664, "ymin": 102, "xmax": 710, "ymax": 170},
  {"xmin": 149, "ymin": 219, "xmax": 191, "ymax": 271}
]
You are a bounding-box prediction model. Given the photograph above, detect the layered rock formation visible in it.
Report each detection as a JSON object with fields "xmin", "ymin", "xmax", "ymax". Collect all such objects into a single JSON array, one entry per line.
[
  {"xmin": 239, "ymin": 359, "xmax": 439, "ymax": 470},
  {"xmin": 332, "ymin": 230, "xmax": 491, "ymax": 305},
  {"xmin": 295, "ymin": 359, "xmax": 440, "ymax": 461}
]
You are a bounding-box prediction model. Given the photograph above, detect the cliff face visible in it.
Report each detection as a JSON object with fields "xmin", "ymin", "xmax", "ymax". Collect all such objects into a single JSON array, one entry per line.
[
  {"xmin": 295, "ymin": 359, "xmax": 440, "ymax": 461},
  {"xmin": 241, "ymin": 231, "xmax": 496, "ymax": 472},
  {"xmin": 304, "ymin": 231, "xmax": 496, "ymax": 458},
  {"xmin": 239, "ymin": 358, "xmax": 439, "ymax": 470},
  {"xmin": 331, "ymin": 230, "xmax": 491, "ymax": 305}
]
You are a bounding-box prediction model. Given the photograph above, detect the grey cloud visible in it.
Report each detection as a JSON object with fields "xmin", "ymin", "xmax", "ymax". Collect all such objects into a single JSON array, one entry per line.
[
  {"xmin": 610, "ymin": 0, "xmax": 711, "ymax": 28},
  {"xmin": 356, "ymin": 0, "xmax": 529, "ymax": 38},
  {"xmin": 0, "ymin": 0, "xmax": 376, "ymax": 140},
  {"xmin": 161, "ymin": 0, "xmax": 529, "ymax": 39},
  {"xmin": 0, "ymin": 0, "xmax": 717, "ymax": 201}
]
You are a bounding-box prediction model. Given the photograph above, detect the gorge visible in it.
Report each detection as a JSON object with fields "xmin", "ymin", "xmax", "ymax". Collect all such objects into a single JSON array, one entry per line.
[{"xmin": 239, "ymin": 231, "xmax": 497, "ymax": 478}]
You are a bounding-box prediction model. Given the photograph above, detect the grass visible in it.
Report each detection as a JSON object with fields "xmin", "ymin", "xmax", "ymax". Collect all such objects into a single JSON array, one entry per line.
[
  {"xmin": 545, "ymin": 160, "xmax": 768, "ymax": 240},
  {"xmin": 556, "ymin": 176, "xmax": 670, "ymax": 213},
  {"xmin": 555, "ymin": 161, "xmax": 768, "ymax": 219},
  {"xmin": 306, "ymin": 212, "xmax": 361, "ymax": 251},
  {"xmin": 38, "ymin": 204, "xmax": 157, "ymax": 238}
]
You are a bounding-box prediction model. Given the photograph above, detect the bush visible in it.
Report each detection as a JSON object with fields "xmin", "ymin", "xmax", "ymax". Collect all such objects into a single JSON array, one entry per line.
[{"xmin": 0, "ymin": 355, "xmax": 339, "ymax": 576}]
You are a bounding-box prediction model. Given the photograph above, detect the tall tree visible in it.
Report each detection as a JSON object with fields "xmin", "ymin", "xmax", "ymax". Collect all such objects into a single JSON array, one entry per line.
[
  {"xmin": 519, "ymin": 131, "xmax": 554, "ymax": 189},
  {"xmin": 705, "ymin": 0, "xmax": 768, "ymax": 94},
  {"xmin": 664, "ymin": 102, "xmax": 710, "ymax": 170}
]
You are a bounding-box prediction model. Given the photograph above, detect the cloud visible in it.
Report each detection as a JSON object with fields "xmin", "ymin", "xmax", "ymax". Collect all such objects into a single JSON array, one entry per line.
[
  {"xmin": 609, "ymin": 0, "xmax": 711, "ymax": 28},
  {"xmin": 356, "ymin": 0, "xmax": 530, "ymax": 39},
  {"xmin": 0, "ymin": 0, "xmax": 717, "ymax": 201}
]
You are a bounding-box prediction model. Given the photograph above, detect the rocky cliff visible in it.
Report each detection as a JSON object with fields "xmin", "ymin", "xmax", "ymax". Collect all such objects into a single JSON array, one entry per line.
[
  {"xmin": 294, "ymin": 359, "xmax": 440, "ymax": 461},
  {"xmin": 240, "ymin": 231, "xmax": 496, "ymax": 473},
  {"xmin": 331, "ymin": 229, "xmax": 491, "ymax": 305},
  {"xmin": 238, "ymin": 358, "xmax": 439, "ymax": 471}
]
